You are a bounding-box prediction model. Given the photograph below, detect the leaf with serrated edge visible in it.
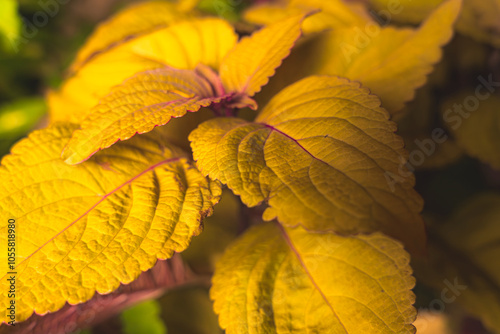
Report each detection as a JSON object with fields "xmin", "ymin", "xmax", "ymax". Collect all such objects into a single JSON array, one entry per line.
[
  {"xmin": 211, "ymin": 222, "xmax": 416, "ymax": 333},
  {"xmin": 190, "ymin": 75, "xmax": 425, "ymax": 254},
  {"xmin": 48, "ymin": 18, "xmax": 237, "ymax": 124},
  {"xmin": 219, "ymin": 13, "xmax": 306, "ymax": 97},
  {"xmin": 62, "ymin": 67, "xmax": 225, "ymax": 165},
  {"xmin": 70, "ymin": 1, "xmax": 191, "ymax": 73},
  {"xmin": 0, "ymin": 124, "xmax": 221, "ymax": 323},
  {"xmin": 315, "ymin": 0, "xmax": 461, "ymax": 114}
]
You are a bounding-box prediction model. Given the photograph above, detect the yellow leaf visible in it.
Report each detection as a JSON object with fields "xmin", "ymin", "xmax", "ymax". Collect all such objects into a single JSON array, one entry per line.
[
  {"xmin": 442, "ymin": 91, "xmax": 500, "ymax": 169},
  {"xmin": 243, "ymin": 0, "xmax": 373, "ymax": 34},
  {"xmin": 61, "ymin": 66, "xmax": 225, "ymax": 165},
  {"xmin": 219, "ymin": 13, "xmax": 306, "ymax": 97},
  {"xmin": 315, "ymin": 0, "xmax": 461, "ymax": 114},
  {"xmin": 369, "ymin": 0, "xmax": 500, "ymax": 48},
  {"xmin": 70, "ymin": 1, "xmax": 191, "ymax": 73},
  {"xmin": 413, "ymin": 194, "xmax": 500, "ymax": 332},
  {"xmin": 190, "ymin": 76, "xmax": 425, "ymax": 254},
  {"xmin": 211, "ymin": 222, "xmax": 416, "ymax": 333},
  {"xmin": 48, "ymin": 18, "xmax": 238, "ymax": 123},
  {"xmin": 0, "ymin": 124, "xmax": 221, "ymax": 323}
]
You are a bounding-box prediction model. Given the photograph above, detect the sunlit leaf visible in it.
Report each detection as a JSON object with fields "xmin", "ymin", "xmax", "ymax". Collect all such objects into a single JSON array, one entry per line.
[
  {"xmin": 211, "ymin": 222, "xmax": 416, "ymax": 333},
  {"xmin": 48, "ymin": 18, "xmax": 238, "ymax": 123},
  {"xmin": 70, "ymin": 1, "xmax": 191, "ymax": 73},
  {"xmin": 219, "ymin": 13, "xmax": 306, "ymax": 97},
  {"xmin": 61, "ymin": 66, "xmax": 225, "ymax": 165},
  {"xmin": 122, "ymin": 300, "xmax": 166, "ymax": 334},
  {"xmin": 0, "ymin": 124, "xmax": 221, "ymax": 323},
  {"xmin": 190, "ymin": 76, "xmax": 425, "ymax": 254},
  {"xmin": 315, "ymin": 0, "xmax": 461, "ymax": 114},
  {"xmin": 413, "ymin": 194, "xmax": 500, "ymax": 333}
]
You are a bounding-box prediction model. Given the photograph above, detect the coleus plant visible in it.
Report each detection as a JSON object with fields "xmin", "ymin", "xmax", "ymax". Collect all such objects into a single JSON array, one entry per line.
[{"xmin": 3, "ymin": 0, "xmax": 491, "ymax": 332}]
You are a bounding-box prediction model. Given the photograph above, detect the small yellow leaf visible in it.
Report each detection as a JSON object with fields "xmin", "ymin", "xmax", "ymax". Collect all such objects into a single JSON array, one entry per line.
[
  {"xmin": 190, "ymin": 76, "xmax": 425, "ymax": 254},
  {"xmin": 219, "ymin": 13, "xmax": 305, "ymax": 97},
  {"xmin": 61, "ymin": 66, "xmax": 225, "ymax": 165},
  {"xmin": 211, "ymin": 222, "xmax": 416, "ymax": 333},
  {"xmin": 315, "ymin": 0, "xmax": 461, "ymax": 114},
  {"xmin": 70, "ymin": 1, "xmax": 190, "ymax": 73},
  {"xmin": 49, "ymin": 18, "xmax": 237, "ymax": 124},
  {"xmin": 369, "ymin": 0, "xmax": 500, "ymax": 48},
  {"xmin": 442, "ymin": 92, "xmax": 500, "ymax": 169},
  {"xmin": 0, "ymin": 124, "xmax": 221, "ymax": 323}
]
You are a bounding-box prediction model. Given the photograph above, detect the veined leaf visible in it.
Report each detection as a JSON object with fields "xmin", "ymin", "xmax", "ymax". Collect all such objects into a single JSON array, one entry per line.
[
  {"xmin": 49, "ymin": 18, "xmax": 238, "ymax": 123},
  {"xmin": 0, "ymin": 124, "xmax": 221, "ymax": 323},
  {"xmin": 211, "ymin": 222, "xmax": 416, "ymax": 333},
  {"xmin": 61, "ymin": 66, "xmax": 225, "ymax": 165},
  {"xmin": 70, "ymin": 1, "xmax": 191, "ymax": 73},
  {"xmin": 219, "ymin": 13, "xmax": 306, "ymax": 97},
  {"xmin": 190, "ymin": 76, "xmax": 425, "ymax": 254},
  {"xmin": 442, "ymin": 92, "xmax": 500, "ymax": 170},
  {"xmin": 315, "ymin": 0, "xmax": 461, "ymax": 114},
  {"xmin": 413, "ymin": 194, "xmax": 500, "ymax": 332}
]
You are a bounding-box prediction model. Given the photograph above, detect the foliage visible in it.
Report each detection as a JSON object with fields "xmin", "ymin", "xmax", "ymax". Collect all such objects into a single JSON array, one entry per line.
[{"xmin": 1, "ymin": 0, "xmax": 500, "ymax": 333}]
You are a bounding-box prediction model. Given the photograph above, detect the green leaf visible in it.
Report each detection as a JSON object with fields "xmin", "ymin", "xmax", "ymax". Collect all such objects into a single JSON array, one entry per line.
[
  {"xmin": 122, "ymin": 299, "xmax": 167, "ymax": 334},
  {"xmin": 0, "ymin": 124, "xmax": 221, "ymax": 323},
  {"xmin": 190, "ymin": 75, "xmax": 425, "ymax": 254},
  {"xmin": 211, "ymin": 222, "xmax": 416, "ymax": 333}
]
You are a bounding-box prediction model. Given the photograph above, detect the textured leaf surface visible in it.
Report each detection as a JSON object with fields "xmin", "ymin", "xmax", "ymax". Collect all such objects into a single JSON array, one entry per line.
[
  {"xmin": 49, "ymin": 18, "xmax": 237, "ymax": 123},
  {"xmin": 442, "ymin": 92, "xmax": 500, "ymax": 169},
  {"xmin": 0, "ymin": 124, "xmax": 221, "ymax": 323},
  {"xmin": 219, "ymin": 13, "xmax": 305, "ymax": 97},
  {"xmin": 70, "ymin": 1, "xmax": 190, "ymax": 73},
  {"xmin": 0, "ymin": 256, "xmax": 189, "ymax": 334},
  {"xmin": 369, "ymin": 0, "xmax": 500, "ymax": 48},
  {"xmin": 190, "ymin": 76, "xmax": 425, "ymax": 254},
  {"xmin": 211, "ymin": 222, "xmax": 416, "ymax": 334},
  {"xmin": 315, "ymin": 0, "xmax": 461, "ymax": 114},
  {"xmin": 62, "ymin": 67, "xmax": 224, "ymax": 165},
  {"xmin": 413, "ymin": 194, "xmax": 500, "ymax": 332}
]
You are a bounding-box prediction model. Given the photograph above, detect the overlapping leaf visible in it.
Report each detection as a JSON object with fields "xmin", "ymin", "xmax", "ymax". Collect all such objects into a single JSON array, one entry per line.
[
  {"xmin": 0, "ymin": 124, "xmax": 221, "ymax": 323},
  {"xmin": 61, "ymin": 66, "xmax": 225, "ymax": 164},
  {"xmin": 49, "ymin": 18, "xmax": 238, "ymax": 123},
  {"xmin": 190, "ymin": 76, "xmax": 425, "ymax": 254},
  {"xmin": 211, "ymin": 222, "xmax": 416, "ymax": 333},
  {"xmin": 315, "ymin": 0, "xmax": 461, "ymax": 114},
  {"xmin": 61, "ymin": 14, "xmax": 306, "ymax": 164}
]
